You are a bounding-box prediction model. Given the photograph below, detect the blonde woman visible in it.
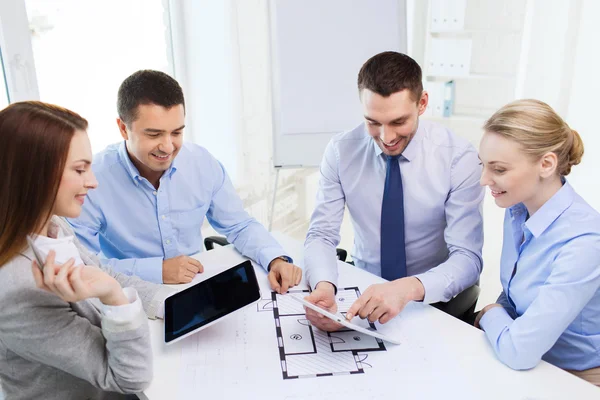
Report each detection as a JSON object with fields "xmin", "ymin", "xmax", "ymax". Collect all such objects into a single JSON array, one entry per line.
[
  {"xmin": 0, "ymin": 102, "xmax": 172, "ymax": 399},
  {"xmin": 476, "ymin": 99, "xmax": 600, "ymax": 386}
]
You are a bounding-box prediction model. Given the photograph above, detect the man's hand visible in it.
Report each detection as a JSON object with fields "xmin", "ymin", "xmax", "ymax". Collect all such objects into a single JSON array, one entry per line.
[
  {"xmin": 474, "ymin": 303, "xmax": 503, "ymax": 329},
  {"xmin": 267, "ymin": 258, "xmax": 302, "ymax": 294},
  {"xmin": 162, "ymin": 255, "xmax": 204, "ymax": 284},
  {"xmin": 303, "ymin": 281, "xmax": 343, "ymax": 332},
  {"xmin": 346, "ymin": 277, "xmax": 425, "ymax": 324}
]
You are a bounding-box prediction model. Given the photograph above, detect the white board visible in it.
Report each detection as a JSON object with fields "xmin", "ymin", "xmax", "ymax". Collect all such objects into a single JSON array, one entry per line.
[{"xmin": 269, "ymin": 0, "xmax": 407, "ymax": 167}]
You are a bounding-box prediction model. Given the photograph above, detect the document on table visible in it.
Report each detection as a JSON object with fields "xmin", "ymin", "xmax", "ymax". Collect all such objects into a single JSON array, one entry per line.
[{"xmin": 175, "ymin": 285, "xmax": 417, "ymax": 399}]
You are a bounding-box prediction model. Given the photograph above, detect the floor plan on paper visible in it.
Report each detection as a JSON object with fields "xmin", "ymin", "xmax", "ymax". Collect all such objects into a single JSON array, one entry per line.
[{"xmin": 256, "ymin": 287, "xmax": 388, "ymax": 379}]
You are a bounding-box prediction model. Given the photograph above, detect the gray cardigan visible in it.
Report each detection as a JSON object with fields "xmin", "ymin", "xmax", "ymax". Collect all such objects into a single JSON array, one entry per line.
[{"xmin": 0, "ymin": 217, "xmax": 173, "ymax": 400}]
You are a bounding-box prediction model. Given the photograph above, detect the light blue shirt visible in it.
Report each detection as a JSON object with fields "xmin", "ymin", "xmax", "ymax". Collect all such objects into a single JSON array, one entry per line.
[
  {"xmin": 480, "ymin": 181, "xmax": 600, "ymax": 371},
  {"xmin": 68, "ymin": 141, "xmax": 289, "ymax": 283},
  {"xmin": 304, "ymin": 120, "xmax": 484, "ymax": 303}
]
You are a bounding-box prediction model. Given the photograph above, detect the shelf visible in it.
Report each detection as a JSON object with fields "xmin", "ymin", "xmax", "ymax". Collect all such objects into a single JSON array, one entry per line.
[
  {"xmin": 430, "ymin": 29, "xmax": 522, "ymax": 36},
  {"xmin": 425, "ymin": 74, "xmax": 516, "ymax": 81},
  {"xmin": 422, "ymin": 114, "xmax": 487, "ymax": 123},
  {"xmin": 421, "ymin": 0, "xmax": 526, "ymax": 145}
]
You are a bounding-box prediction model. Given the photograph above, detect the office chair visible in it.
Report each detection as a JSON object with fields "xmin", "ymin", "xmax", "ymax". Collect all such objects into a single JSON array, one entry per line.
[
  {"xmin": 204, "ymin": 236, "xmax": 349, "ymax": 262},
  {"xmin": 430, "ymin": 283, "xmax": 480, "ymax": 322},
  {"xmin": 204, "ymin": 236, "xmax": 231, "ymax": 250}
]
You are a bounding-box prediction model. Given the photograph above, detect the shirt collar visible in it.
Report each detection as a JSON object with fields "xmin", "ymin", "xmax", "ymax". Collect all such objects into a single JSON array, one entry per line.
[
  {"xmin": 371, "ymin": 120, "xmax": 423, "ymax": 162},
  {"xmin": 117, "ymin": 141, "xmax": 178, "ymax": 186},
  {"xmin": 168, "ymin": 156, "xmax": 178, "ymax": 178},
  {"xmin": 508, "ymin": 202, "xmax": 527, "ymax": 220},
  {"xmin": 510, "ymin": 179, "xmax": 575, "ymax": 238},
  {"xmin": 117, "ymin": 141, "xmax": 141, "ymax": 185}
]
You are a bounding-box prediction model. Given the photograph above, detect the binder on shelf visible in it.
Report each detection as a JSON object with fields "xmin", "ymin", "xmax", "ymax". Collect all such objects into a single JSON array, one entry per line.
[
  {"xmin": 430, "ymin": 0, "xmax": 467, "ymax": 32},
  {"xmin": 423, "ymin": 81, "xmax": 445, "ymax": 117},
  {"xmin": 443, "ymin": 80, "xmax": 455, "ymax": 117},
  {"xmin": 428, "ymin": 38, "xmax": 472, "ymax": 76}
]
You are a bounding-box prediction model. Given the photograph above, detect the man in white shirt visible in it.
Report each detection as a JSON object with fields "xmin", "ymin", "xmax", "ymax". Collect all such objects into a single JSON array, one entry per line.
[{"xmin": 304, "ymin": 52, "xmax": 484, "ymax": 330}]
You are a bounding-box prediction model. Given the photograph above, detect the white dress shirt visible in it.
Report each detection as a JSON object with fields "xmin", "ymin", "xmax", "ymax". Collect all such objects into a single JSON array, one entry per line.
[
  {"xmin": 305, "ymin": 120, "xmax": 484, "ymax": 303},
  {"xmin": 33, "ymin": 233, "xmax": 144, "ymax": 321}
]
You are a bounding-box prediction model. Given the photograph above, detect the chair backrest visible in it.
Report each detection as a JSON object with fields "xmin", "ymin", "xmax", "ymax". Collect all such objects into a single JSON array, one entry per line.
[{"xmin": 204, "ymin": 236, "xmax": 230, "ymax": 251}]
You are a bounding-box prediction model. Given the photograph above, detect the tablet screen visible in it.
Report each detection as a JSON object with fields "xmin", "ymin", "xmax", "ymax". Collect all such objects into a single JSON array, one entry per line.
[{"xmin": 165, "ymin": 260, "xmax": 260, "ymax": 343}]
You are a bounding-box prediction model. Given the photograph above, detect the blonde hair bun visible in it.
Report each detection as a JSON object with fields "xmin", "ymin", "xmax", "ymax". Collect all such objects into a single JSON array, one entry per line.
[
  {"xmin": 484, "ymin": 99, "xmax": 584, "ymax": 176},
  {"xmin": 566, "ymin": 129, "xmax": 584, "ymax": 175}
]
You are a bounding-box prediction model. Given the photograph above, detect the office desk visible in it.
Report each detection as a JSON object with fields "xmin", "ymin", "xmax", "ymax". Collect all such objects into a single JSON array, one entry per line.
[{"xmin": 141, "ymin": 233, "xmax": 599, "ymax": 400}]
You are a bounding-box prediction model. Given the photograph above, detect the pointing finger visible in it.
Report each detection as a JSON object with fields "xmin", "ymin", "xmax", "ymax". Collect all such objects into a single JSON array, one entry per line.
[
  {"xmin": 346, "ymin": 294, "xmax": 368, "ymax": 321},
  {"xmin": 268, "ymin": 270, "xmax": 281, "ymax": 293}
]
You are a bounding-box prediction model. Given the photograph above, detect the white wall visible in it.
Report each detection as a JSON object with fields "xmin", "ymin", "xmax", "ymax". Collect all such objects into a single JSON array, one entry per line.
[
  {"xmin": 174, "ymin": 0, "xmax": 308, "ymax": 241},
  {"xmin": 171, "ymin": 0, "xmax": 242, "ymax": 183},
  {"xmin": 515, "ymin": 0, "xmax": 578, "ymax": 113},
  {"xmin": 514, "ymin": 0, "xmax": 599, "ymax": 211},
  {"xmin": 566, "ymin": 0, "xmax": 600, "ymax": 211}
]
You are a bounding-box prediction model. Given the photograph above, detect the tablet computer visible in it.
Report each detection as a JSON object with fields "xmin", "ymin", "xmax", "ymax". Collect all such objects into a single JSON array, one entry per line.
[
  {"xmin": 164, "ymin": 260, "xmax": 261, "ymax": 344},
  {"xmin": 290, "ymin": 294, "xmax": 402, "ymax": 345}
]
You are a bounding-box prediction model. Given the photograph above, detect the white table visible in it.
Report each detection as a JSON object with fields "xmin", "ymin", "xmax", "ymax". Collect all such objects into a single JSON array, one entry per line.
[{"xmin": 141, "ymin": 233, "xmax": 600, "ymax": 400}]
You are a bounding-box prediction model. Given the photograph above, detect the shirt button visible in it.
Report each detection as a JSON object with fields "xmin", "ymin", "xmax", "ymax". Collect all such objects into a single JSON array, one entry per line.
[
  {"xmin": 153, "ymin": 191, "xmax": 157, "ymax": 196},
  {"xmin": 165, "ymin": 239, "xmax": 171, "ymax": 245},
  {"xmin": 161, "ymin": 215, "xmax": 166, "ymax": 220}
]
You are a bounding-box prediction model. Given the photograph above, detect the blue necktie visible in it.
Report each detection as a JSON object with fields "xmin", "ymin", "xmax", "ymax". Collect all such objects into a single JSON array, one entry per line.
[{"xmin": 380, "ymin": 155, "xmax": 407, "ymax": 280}]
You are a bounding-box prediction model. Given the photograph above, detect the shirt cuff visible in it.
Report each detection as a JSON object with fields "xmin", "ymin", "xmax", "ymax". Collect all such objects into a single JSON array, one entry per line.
[
  {"xmin": 413, "ymin": 271, "xmax": 447, "ymax": 304},
  {"xmin": 266, "ymin": 255, "xmax": 293, "ymax": 271},
  {"xmin": 156, "ymin": 303, "xmax": 165, "ymax": 319},
  {"xmin": 258, "ymin": 247, "xmax": 293, "ymax": 272},
  {"xmin": 100, "ymin": 287, "xmax": 147, "ymax": 333},
  {"xmin": 480, "ymin": 306, "xmax": 514, "ymax": 343},
  {"xmin": 131, "ymin": 257, "xmax": 165, "ymax": 284},
  {"xmin": 155, "ymin": 291, "xmax": 171, "ymax": 319},
  {"xmin": 308, "ymin": 269, "xmax": 338, "ymax": 292},
  {"xmin": 147, "ymin": 286, "xmax": 176, "ymax": 320}
]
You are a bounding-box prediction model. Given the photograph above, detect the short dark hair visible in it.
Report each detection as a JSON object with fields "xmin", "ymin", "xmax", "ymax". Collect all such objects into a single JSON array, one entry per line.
[
  {"xmin": 117, "ymin": 70, "xmax": 185, "ymax": 125},
  {"xmin": 357, "ymin": 51, "xmax": 423, "ymax": 101}
]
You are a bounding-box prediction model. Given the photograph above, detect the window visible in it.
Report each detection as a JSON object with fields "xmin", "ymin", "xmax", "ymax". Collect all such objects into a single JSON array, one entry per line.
[
  {"xmin": 0, "ymin": 47, "xmax": 9, "ymax": 109},
  {"xmin": 25, "ymin": 0, "xmax": 173, "ymax": 152}
]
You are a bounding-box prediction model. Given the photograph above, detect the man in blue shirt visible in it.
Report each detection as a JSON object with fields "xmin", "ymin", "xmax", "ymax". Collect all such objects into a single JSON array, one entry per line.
[
  {"xmin": 68, "ymin": 70, "xmax": 301, "ymax": 291},
  {"xmin": 304, "ymin": 52, "xmax": 484, "ymax": 330}
]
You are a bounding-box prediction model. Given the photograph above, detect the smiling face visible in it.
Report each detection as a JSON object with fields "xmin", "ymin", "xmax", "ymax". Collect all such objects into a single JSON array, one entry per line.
[
  {"xmin": 361, "ymin": 89, "xmax": 427, "ymax": 156},
  {"xmin": 479, "ymin": 131, "xmax": 547, "ymax": 209},
  {"xmin": 117, "ymin": 103, "xmax": 185, "ymax": 185},
  {"xmin": 53, "ymin": 130, "xmax": 98, "ymax": 218}
]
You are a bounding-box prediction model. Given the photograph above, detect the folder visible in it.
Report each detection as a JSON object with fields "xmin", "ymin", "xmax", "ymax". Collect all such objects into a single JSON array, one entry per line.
[{"xmin": 443, "ymin": 80, "xmax": 455, "ymax": 117}]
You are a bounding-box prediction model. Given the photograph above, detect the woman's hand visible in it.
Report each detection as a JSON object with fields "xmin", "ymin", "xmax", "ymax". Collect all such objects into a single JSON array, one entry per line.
[{"xmin": 32, "ymin": 250, "xmax": 128, "ymax": 306}]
